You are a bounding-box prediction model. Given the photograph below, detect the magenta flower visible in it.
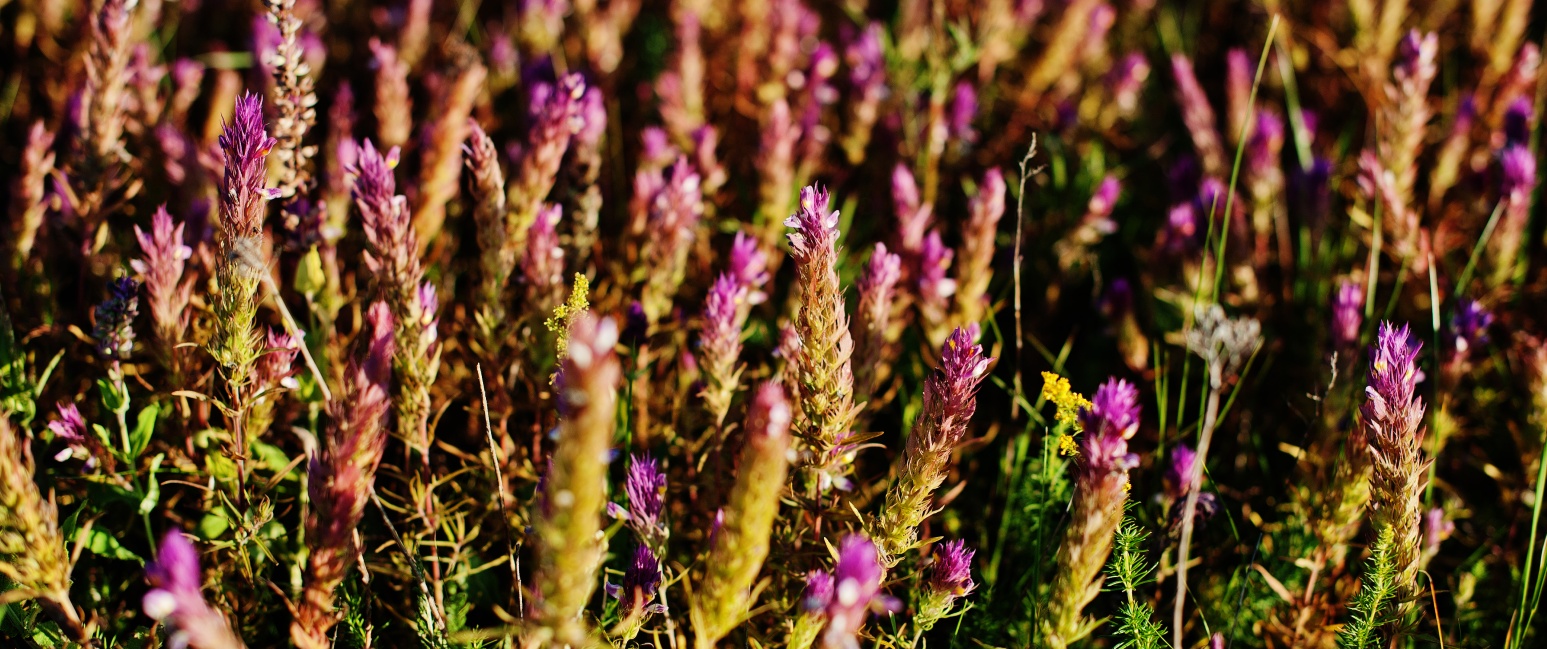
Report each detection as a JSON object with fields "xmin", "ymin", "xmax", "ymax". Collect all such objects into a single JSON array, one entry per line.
[
  {"xmin": 699, "ymin": 274, "xmax": 749, "ymax": 425},
  {"xmin": 1079, "ymin": 378, "xmax": 1141, "ymax": 476},
  {"xmin": 47, "ymin": 403, "xmax": 96, "ymax": 469},
  {"xmin": 255, "ymin": 329, "xmax": 299, "ymax": 392},
  {"xmin": 820, "ymin": 535, "xmax": 896, "ymax": 649},
  {"xmin": 918, "ymin": 230, "xmax": 957, "ymax": 345},
  {"xmin": 144, "ymin": 531, "xmax": 245, "ymax": 649},
  {"xmin": 802, "ymin": 570, "xmax": 835, "ymax": 613}
]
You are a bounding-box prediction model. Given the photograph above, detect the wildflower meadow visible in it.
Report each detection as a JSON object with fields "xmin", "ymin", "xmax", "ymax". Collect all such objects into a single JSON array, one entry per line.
[{"xmin": 0, "ymin": 0, "xmax": 1545, "ymax": 648}]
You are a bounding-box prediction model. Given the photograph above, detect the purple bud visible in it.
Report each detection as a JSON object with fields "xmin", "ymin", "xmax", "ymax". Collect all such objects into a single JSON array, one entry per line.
[
  {"xmin": 1501, "ymin": 144, "xmax": 1537, "ymax": 200},
  {"xmin": 918, "ymin": 230, "xmax": 957, "ymax": 304},
  {"xmin": 729, "ymin": 231, "xmax": 771, "ymax": 305},
  {"xmin": 1165, "ymin": 444, "xmax": 1199, "ymax": 501},
  {"xmin": 94, "ymin": 277, "xmax": 140, "ymax": 359},
  {"xmin": 802, "ymin": 570, "xmax": 834, "ymax": 613},
  {"xmin": 1332, "ymin": 280, "xmax": 1364, "ymax": 350},
  {"xmin": 1505, "ymin": 99, "xmax": 1534, "ymax": 147},
  {"xmin": 928, "ymin": 540, "xmax": 976, "ymax": 598},
  {"xmin": 785, "ymin": 185, "xmax": 841, "ymax": 259},
  {"xmin": 1448, "ymin": 298, "xmax": 1493, "ymax": 356},
  {"xmin": 949, "ymin": 81, "xmax": 978, "ymax": 145}
]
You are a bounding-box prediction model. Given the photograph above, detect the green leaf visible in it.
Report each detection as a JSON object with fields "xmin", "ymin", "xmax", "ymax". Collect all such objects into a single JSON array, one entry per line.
[
  {"xmin": 129, "ymin": 404, "xmax": 159, "ymax": 459},
  {"xmin": 138, "ymin": 454, "xmax": 163, "ymax": 515},
  {"xmin": 198, "ymin": 511, "xmax": 230, "ymax": 539},
  {"xmin": 81, "ymin": 525, "xmax": 141, "ymax": 562},
  {"xmin": 97, "ymin": 377, "xmax": 128, "ymax": 415}
]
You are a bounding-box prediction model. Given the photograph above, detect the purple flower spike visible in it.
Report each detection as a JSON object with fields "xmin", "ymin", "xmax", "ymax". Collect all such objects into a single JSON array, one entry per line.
[
  {"xmin": 1332, "ymin": 280, "xmax": 1364, "ymax": 351},
  {"xmin": 624, "ymin": 453, "xmax": 667, "ymax": 542},
  {"xmin": 1448, "ymin": 299, "xmax": 1493, "ymax": 356},
  {"xmin": 1363, "ymin": 322, "xmax": 1426, "ymax": 444},
  {"xmin": 785, "ymin": 185, "xmax": 841, "ymax": 259},
  {"xmin": 94, "ymin": 277, "xmax": 140, "ymax": 359},
  {"xmin": 218, "ymin": 93, "xmax": 280, "ymax": 238},
  {"xmin": 929, "ymin": 540, "xmax": 976, "ymax": 597}
]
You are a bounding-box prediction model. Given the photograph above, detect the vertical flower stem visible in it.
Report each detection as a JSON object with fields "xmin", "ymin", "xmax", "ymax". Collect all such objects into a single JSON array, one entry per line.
[{"xmin": 1173, "ymin": 364, "xmax": 1223, "ymax": 648}]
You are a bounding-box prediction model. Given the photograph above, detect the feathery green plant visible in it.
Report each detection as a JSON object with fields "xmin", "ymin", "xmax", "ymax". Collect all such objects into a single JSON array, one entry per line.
[
  {"xmin": 1107, "ymin": 511, "xmax": 1167, "ymax": 649},
  {"xmin": 1339, "ymin": 526, "xmax": 1399, "ymax": 649}
]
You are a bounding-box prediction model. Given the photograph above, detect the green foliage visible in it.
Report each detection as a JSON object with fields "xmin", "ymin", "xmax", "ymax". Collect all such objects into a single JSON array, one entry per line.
[
  {"xmin": 1338, "ymin": 527, "xmax": 1398, "ymax": 649},
  {"xmin": 1108, "ymin": 511, "xmax": 1167, "ymax": 649}
]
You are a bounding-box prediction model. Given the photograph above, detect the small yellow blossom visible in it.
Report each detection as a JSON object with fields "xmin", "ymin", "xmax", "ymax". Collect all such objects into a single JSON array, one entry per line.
[
  {"xmin": 1123, "ymin": 480, "xmax": 1132, "ymax": 493},
  {"xmin": 545, "ymin": 273, "xmax": 591, "ymax": 363},
  {"xmin": 1058, "ymin": 434, "xmax": 1080, "ymax": 457},
  {"xmin": 1041, "ymin": 371, "xmax": 1092, "ymax": 431}
]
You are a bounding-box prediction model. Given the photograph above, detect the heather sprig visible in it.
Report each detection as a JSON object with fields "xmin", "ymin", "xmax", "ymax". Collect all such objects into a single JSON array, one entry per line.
[
  {"xmin": 291, "ymin": 301, "xmax": 393, "ymax": 649},
  {"xmin": 8, "ymin": 121, "xmax": 54, "ymax": 271},
  {"xmin": 531, "ymin": 314, "xmax": 621, "ymax": 648},
  {"xmin": 699, "ymin": 274, "xmax": 749, "ymax": 428},
  {"xmin": 785, "ymin": 185, "xmax": 862, "ymax": 495},
  {"xmin": 411, "ymin": 51, "xmax": 486, "ymax": 247},
  {"xmin": 873, "ymin": 326, "xmax": 990, "ymax": 564},
  {"xmin": 510, "ymin": 74, "xmax": 587, "ymax": 250},
  {"xmin": 370, "ymin": 40, "xmax": 412, "ymax": 149},
  {"xmin": 690, "ymin": 382, "xmax": 793, "ymax": 648},
  {"xmin": 71, "ymin": 0, "xmax": 135, "ymax": 234}
]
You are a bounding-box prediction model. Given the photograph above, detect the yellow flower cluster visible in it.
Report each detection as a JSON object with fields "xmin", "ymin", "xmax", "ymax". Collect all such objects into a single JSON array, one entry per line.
[
  {"xmin": 1058, "ymin": 434, "xmax": 1080, "ymax": 457},
  {"xmin": 1040, "ymin": 371, "xmax": 1092, "ymax": 431},
  {"xmin": 545, "ymin": 273, "xmax": 591, "ymax": 362}
]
